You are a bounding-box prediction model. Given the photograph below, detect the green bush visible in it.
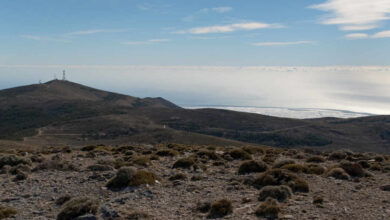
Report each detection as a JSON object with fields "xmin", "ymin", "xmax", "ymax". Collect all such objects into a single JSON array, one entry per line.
[
  {"xmin": 238, "ymin": 160, "xmax": 267, "ymax": 174},
  {"xmin": 258, "ymin": 185, "xmax": 292, "ymax": 202},
  {"xmin": 57, "ymin": 197, "xmax": 99, "ymax": 220}
]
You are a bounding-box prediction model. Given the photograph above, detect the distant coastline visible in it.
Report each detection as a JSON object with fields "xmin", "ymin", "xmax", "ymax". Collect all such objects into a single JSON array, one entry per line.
[{"xmin": 185, "ymin": 105, "xmax": 374, "ymax": 119}]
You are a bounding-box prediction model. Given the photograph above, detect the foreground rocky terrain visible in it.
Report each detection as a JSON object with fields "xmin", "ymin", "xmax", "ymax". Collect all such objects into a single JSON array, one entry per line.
[{"xmin": 1, "ymin": 143, "xmax": 390, "ymax": 219}]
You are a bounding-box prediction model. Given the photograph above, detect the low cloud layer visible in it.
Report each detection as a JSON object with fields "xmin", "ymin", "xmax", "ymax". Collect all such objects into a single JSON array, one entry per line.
[{"xmin": 1, "ymin": 65, "xmax": 390, "ymax": 115}]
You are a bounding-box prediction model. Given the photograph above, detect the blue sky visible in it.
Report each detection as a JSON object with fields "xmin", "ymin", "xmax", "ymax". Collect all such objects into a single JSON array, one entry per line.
[
  {"xmin": 1, "ymin": 0, "xmax": 390, "ymax": 66},
  {"xmin": 1, "ymin": 0, "xmax": 390, "ymax": 115}
]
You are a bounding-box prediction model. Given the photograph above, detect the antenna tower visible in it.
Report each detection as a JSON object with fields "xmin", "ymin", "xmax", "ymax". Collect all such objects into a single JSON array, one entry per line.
[{"xmin": 62, "ymin": 70, "xmax": 66, "ymax": 81}]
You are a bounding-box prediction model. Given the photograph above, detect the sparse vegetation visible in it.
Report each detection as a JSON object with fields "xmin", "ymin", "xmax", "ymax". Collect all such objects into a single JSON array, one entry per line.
[
  {"xmin": 253, "ymin": 169, "xmax": 309, "ymax": 192},
  {"xmin": 238, "ymin": 160, "xmax": 267, "ymax": 174},
  {"xmin": 57, "ymin": 196, "xmax": 99, "ymax": 220},
  {"xmin": 207, "ymin": 199, "xmax": 233, "ymax": 218}
]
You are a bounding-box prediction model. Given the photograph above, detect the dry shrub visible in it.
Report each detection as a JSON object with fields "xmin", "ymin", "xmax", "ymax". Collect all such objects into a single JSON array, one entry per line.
[
  {"xmin": 306, "ymin": 156, "xmax": 325, "ymax": 163},
  {"xmin": 125, "ymin": 211, "xmax": 151, "ymax": 219},
  {"xmin": 196, "ymin": 150, "xmax": 221, "ymax": 160},
  {"xmin": 156, "ymin": 149, "xmax": 179, "ymax": 157},
  {"xmin": 9, "ymin": 164, "xmax": 31, "ymax": 175},
  {"xmin": 228, "ymin": 149, "xmax": 252, "ymax": 160},
  {"xmin": 106, "ymin": 167, "xmax": 137, "ymax": 189},
  {"xmin": 129, "ymin": 170, "xmax": 157, "ymax": 187},
  {"xmin": 172, "ymin": 158, "xmax": 196, "ymax": 169},
  {"xmin": 57, "ymin": 197, "xmax": 99, "ymax": 220},
  {"xmin": 196, "ymin": 201, "xmax": 211, "ymax": 213},
  {"xmin": 313, "ymin": 195, "xmax": 324, "ymax": 204},
  {"xmin": 273, "ymin": 159, "xmax": 296, "ymax": 168},
  {"xmin": 238, "ymin": 160, "xmax": 267, "ymax": 174},
  {"xmin": 304, "ymin": 163, "xmax": 325, "ymax": 175},
  {"xmin": 0, "ymin": 154, "xmax": 31, "ymax": 168},
  {"xmin": 327, "ymin": 168, "xmax": 350, "ymax": 180},
  {"xmin": 280, "ymin": 164, "xmax": 305, "ymax": 173},
  {"xmin": 242, "ymin": 146, "xmax": 265, "ymax": 155},
  {"xmin": 328, "ymin": 151, "xmax": 347, "ymax": 160},
  {"xmin": 0, "ymin": 206, "xmax": 17, "ymax": 219},
  {"xmin": 253, "ymin": 169, "xmax": 309, "ymax": 192},
  {"xmin": 207, "ymin": 199, "xmax": 233, "ymax": 218},
  {"xmin": 33, "ymin": 159, "xmax": 78, "ymax": 172},
  {"xmin": 339, "ymin": 161, "xmax": 364, "ymax": 177},
  {"xmin": 132, "ymin": 156, "xmax": 151, "ymax": 167},
  {"xmin": 56, "ymin": 194, "xmax": 72, "ymax": 206},
  {"xmin": 358, "ymin": 160, "xmax": 370, "ymax": 169},
  {"xmin": 168, "ymin": 173, "xmax": 187, "ymax": 181},
  {"xmin": 369, "ymin": 163, "xmax": 382, "ymax": 171},
  {"xmin": 258, "ymin": 185, "xmax": 292, "ymax": 202},
  {"xmin": 255, "ymin": 198, "xmax": 280, "ymax": 219},
  {"xmin": 87, "ymin": 164, "xmax": 114, "ymax": 171}
]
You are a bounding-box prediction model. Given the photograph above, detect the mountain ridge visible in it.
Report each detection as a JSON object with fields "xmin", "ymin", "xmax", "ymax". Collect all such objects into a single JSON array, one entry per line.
[{"xmin": 0, "ymin": 80, "xmax": 389, "ymax": 153}]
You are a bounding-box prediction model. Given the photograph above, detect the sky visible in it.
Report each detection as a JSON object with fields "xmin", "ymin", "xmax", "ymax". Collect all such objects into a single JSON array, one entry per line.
[{"xmin": 1, "ymin": 0, "xmax": 390, "ymax": 115}]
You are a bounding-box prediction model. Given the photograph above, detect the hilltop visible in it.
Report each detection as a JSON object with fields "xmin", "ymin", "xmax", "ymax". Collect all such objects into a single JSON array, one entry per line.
[{"xmin": 0, "ymin": 80, "xmax": 389, "ymax": 153}]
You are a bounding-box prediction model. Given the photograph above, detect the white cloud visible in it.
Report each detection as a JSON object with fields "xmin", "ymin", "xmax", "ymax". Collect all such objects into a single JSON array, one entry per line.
[
  {"xmin": 345, "ymin": 33, "xmax": 369, "ymax": 39},
  {"xmin": 372, "ymin": 30, "xmax": 390, "ymax": 38},
  {"xmin": 212, "ymin": 7, "xmax": 232, "ymax": 13},
  {"xmin": 252, "ymin": 41, "xmax": 315, "ymax": 46},
  {"xmin": 182, "ymin": 6, "xmax": 232, "ymax": 22},
  {"xmin": 21, "ymin": 35, "xmax": 70, "ymax": 43},
  {"xmin": 122, "ymin": 39, "xmax": 169, "ymax": 45},
  {"xmin": 310, "ymin": 0, "xmax": 390, "ymax": 31},
  {"xmin": 177, "ymin": 22, "xmax": 283, "ymax": 34}
]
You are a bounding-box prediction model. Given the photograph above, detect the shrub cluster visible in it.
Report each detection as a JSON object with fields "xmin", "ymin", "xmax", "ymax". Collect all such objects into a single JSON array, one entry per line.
[
  {"xmin": 238, "ymin": 160, "xmax": 267, "ymax": 174},
  {"xmin": 57, "ymin": 197, "xmax": 99, "ymax": 220},
  {"xmin": 255, "ymin": 198, "xmax": 280, "ymax": 219},
  {"xmin": 207, "ymin": 199, "xmax": 233, "ymax": 218},
  {"xmin": 258, "ymin": 185, "xmax": 292, "ymax": 202},
  {"xmin": 253, "ymin": 169, "xmax": 309, "ymax": 192}
]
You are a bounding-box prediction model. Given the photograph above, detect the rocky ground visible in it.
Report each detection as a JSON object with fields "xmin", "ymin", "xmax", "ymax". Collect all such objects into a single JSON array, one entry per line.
[{"xmin": 1, "ymin": 144, "xmax": 390, "ymax": 220}]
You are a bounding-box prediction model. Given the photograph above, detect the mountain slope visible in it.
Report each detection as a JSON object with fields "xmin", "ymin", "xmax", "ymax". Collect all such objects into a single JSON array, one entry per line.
[{"xmin": 0, "ymin": 80, "xmax": 389, "ymax": 153}]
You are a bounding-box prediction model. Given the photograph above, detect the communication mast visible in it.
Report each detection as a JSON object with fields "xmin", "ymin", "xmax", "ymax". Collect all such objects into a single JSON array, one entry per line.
[{"xmin": 62, "ymin": 70, "xmax": 66, "ymax": 81}]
